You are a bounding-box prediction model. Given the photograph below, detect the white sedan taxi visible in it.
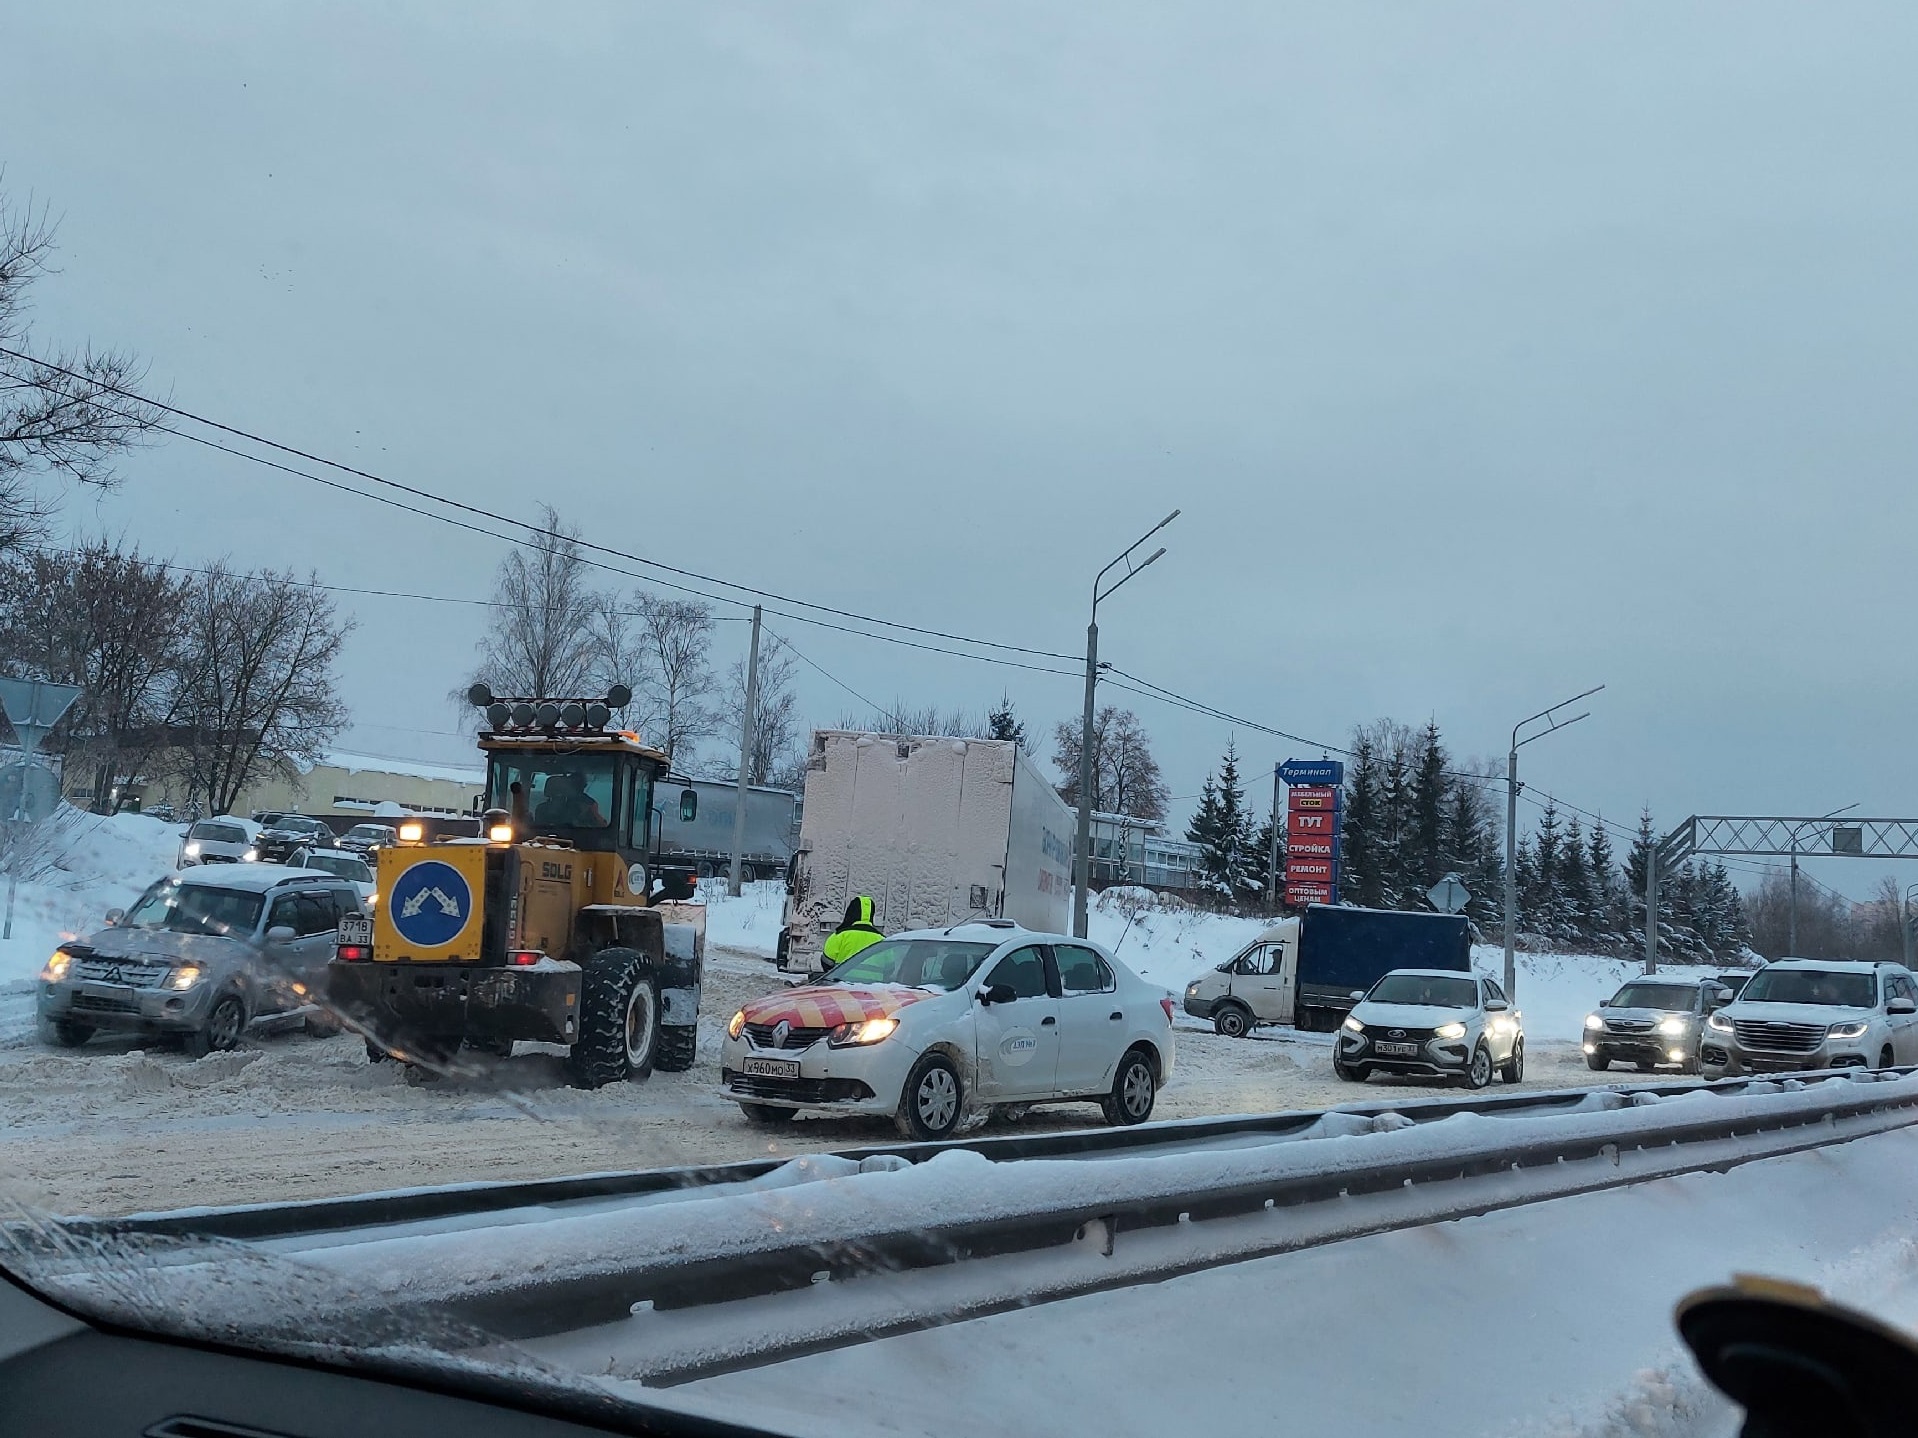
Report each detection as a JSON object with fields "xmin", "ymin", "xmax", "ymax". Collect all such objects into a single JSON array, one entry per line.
[{"xmin": 721, "ymin": 920, "xmax": 1176, "ymax": 1139}]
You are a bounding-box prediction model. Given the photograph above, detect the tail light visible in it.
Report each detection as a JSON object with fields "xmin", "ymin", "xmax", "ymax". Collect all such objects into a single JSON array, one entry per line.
[
  {"xmin": 509, "ymin": 950, "xmax": 542, "ymax": 966},
  {"xmin": 1159, "ymin": 997, "xmax": 1175, "ymax": 1023},
  {"xmin": 336, "ymin": 944, "xmax": 369, "ymax": 962}
]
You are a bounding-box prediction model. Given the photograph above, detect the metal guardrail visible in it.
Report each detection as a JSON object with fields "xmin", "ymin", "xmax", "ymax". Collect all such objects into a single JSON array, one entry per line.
[
  {"xmin": 92, "ymin": 1073, "xmax": 1730, "ymax": 1242},
  {"xmin": 438, "ymin": 1069, "xmax": 1918, "ymax": 1353}
]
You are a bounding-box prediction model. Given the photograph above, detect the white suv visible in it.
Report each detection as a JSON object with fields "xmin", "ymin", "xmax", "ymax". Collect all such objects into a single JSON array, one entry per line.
[{"xmin": 1699, "ymin": 959, "xmax": 1918, "ymax": 1076}]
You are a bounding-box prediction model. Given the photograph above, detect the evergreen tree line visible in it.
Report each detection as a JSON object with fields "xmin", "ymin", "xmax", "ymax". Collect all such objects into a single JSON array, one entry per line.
[{"xmin": 1173, "ymin": 717, "xmax": 1755, "ymax": 961}]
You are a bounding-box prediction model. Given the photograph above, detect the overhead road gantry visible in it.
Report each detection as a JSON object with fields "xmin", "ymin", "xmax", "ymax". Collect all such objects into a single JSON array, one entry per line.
[{"xmin": 1644, "ymin": 814, "xmax": 1918, "ymax": 972}]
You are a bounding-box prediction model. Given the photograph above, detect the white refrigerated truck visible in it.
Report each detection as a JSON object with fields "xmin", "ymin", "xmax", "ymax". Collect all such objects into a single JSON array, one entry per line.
[{"xmin": 778, "ymin": 730, "xmax": 1075, "ymax": 973}]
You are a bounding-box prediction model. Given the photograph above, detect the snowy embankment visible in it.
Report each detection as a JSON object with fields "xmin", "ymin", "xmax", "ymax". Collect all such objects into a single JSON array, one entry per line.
[{"xmin": 0, "ymin": 809, "xmax": 181, "ymax": 1010}]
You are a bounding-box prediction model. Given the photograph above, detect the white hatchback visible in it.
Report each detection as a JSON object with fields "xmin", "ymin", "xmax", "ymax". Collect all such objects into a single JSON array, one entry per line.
[{"xmin": 721, "ymin": 921, "xmax": 1176, "ymax": 1140}]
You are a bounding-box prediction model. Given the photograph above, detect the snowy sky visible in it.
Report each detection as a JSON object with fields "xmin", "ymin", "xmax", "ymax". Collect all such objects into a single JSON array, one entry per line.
[{"xmin": 7, "ymin": 3, "xmax": 1918, "ymax": 898}]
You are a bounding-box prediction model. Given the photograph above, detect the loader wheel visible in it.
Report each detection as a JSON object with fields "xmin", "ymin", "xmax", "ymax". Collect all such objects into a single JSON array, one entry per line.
[
  {"xmin": 656, "ymin": 1023, "xmax": 697, "ymax": 1073},
  {"xmin": 567, "ymin": 947, "xmax": 659, "ymax": 1090}
]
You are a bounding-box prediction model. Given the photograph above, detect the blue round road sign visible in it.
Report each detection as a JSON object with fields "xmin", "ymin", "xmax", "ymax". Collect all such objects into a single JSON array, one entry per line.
[{"xmin": 388, "ymin": 860, "xmax": 472, "ymax": 949}]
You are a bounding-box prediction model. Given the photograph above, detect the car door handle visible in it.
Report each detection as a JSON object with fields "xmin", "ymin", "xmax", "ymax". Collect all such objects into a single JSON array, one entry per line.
[
  {"xmin": 1041, "ymin": 1016, "xmax": 1056, "ymax": 1026},
  {"xmin": 1109, "ymin": 1012, "xmax": 1123, "ymax": 1021}
]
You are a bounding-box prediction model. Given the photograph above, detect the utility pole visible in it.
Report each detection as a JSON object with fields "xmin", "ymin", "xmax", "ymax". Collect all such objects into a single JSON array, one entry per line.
[
  {"xmin": 1266, "ymin": 762, "xmax": 1283, "ymax": 912},
  {"xmin": 727, "ymin": 605, "xmax": 762, "ymax": 898},
  {"xmin": 1904, "ymin": 883, "xmax": 1918, "ymax": 970},
  {"xmin": 1502, "ymin": 685, "xmax": 1604, "ymax": 999},
  {"xmin": 1644, "ymin": 847, "xmax": 1658, "ymax": 974},
  {"xmin": 1072, "ymin": 510, "xmax": 1179, "ymax": 938}
]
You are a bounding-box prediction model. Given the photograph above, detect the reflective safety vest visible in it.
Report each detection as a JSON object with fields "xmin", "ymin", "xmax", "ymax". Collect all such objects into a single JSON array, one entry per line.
[{"xmin": 823, "ymin": 896, "xmax": 884, "ymax": 966}]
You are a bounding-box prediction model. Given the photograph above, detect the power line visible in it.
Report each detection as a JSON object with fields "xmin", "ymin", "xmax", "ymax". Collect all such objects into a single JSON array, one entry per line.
[{"xmin": 0, "ymin": 344, "xmax": 1081, "ymax": 665}]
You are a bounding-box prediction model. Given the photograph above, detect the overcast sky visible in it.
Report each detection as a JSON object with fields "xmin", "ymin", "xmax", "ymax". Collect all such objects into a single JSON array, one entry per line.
[{"xmin": 7, "ymin": 3, "xmax": 1918, "ymax": 898}]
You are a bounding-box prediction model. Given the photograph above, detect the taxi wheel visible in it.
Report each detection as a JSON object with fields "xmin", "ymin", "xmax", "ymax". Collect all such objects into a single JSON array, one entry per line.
[
  {"xmin": 897, "ymin": 1052, "xmax": 964, "ymax": 1140},
  {"xmin": 1101, "ymin": 1047, "xmax": 1158, "ymax": 1126},
  {"xmin": 739, "ymin": 1102, "xmax": 796, "ymax": 1126}
]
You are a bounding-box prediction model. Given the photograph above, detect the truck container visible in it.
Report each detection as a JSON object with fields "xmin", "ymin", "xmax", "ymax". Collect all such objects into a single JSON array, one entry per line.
[
  {"xmin": 1182, "ymin": 905, "xmax": 1473, "ymax": 1036},
  {"xmin": 654, "ymin": 776, "xmax": 798, "ymax": 882},
  {"xmin": 779, "ymin": 730, "xmax": 1074, "ymax": 973}
]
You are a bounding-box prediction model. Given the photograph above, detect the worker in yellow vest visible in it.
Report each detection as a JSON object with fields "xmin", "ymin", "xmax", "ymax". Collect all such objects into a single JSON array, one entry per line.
[{"xmin": 822, "ymin": 895, "xmax": 884, "ymax": 967}]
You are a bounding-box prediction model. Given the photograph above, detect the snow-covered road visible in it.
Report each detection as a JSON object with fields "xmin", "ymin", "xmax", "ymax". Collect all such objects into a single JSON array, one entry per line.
[
  {"xmin": 658, "ymin": 1124, "xmax": 1918, "ymax": 1438},
  {"xmin": 0, "ymin": 945, "xmax": 1666, "ymax": 1217}
]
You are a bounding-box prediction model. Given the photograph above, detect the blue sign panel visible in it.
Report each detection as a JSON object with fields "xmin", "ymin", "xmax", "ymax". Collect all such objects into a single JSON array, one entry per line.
[
  {"xmin": 1279, "ymin": 758, "xmax": 1345, "ymax": 787},
  {"xmin": 389, "ymin": 860, "xmax": 472, "ymax": 949}
]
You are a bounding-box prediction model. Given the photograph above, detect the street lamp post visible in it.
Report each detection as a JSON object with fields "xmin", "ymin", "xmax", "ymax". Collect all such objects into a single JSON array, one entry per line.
[
  {"xmin": 1502, "ymin": 685, "xmax": 1604, "ymax": 999},
  {"xmin": 1785, "ymin": 803, "xmax": 1858, "ymax": 955},
  {"xmin": 1903, "ymin": 883, "xmax": 1918, "ymax": 970},
  {"xmin": 1073, "ymin": 510, "xmax": 1179, "ymax": 939}
]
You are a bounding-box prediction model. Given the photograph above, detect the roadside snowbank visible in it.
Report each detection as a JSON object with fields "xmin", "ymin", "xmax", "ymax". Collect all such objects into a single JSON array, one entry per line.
[{"xmin": 0, "ymin": 808, "xmax": 180, "ymax": 989}]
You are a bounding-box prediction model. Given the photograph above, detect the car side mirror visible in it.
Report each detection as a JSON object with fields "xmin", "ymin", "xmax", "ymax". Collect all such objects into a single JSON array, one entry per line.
[
  {"xmin": 265, "ymin": 925, "xmax": 297, "ymax": 944},
  {"xmin": 679, "ymin": 788, "xmax": 698, "ymax": 822},
  {"xmin": 978, "ymin": 983, "xmax": 1016, "ymax": 1006},
  {"xmin": 1890, "ymin": 997, "xmax": 1916, "ymax": 1016},
  {"xmin": 1349, "ymin": 990, "xmax": 1365, "ymax": 1002},
  {"xmin": 103, "ymin": 908, "xmax": 125, "ymax": 927},
  {"xmin": 1485, "ymin": 998, "xmax": 1509, "ymax": 1013}
]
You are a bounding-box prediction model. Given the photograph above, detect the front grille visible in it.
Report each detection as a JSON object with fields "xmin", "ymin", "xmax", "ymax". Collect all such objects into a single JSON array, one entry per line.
[
  {"xmin": 1732, "ymin": 1019, "xmax": 1827, "ymax": 1053},
  {"xmin": 1366, "ymin": 1026, "xmax": 1436, "ymax": 1043},
  {"xmin": 745, "ymin": 1023, "xmax": 833, "ymax": 1051},
  {"xmin": 73, "ymin": 957, "xmax": 171, "ymax": 988},
  {"xmin": 1606, "ymin": 1018, "xmax": 1655, "ymax": 1034},
  {"xmin": 724, "ymin": 1071, "xmax": 875, "ymax": 1103},
  {"xmin": 72, "ymin": 992, "xmax": 140, "ymax": 1013}
]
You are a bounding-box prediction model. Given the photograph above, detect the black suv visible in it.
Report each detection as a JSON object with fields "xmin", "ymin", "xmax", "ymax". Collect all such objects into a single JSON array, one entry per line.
[{"xmin": 250, "ymin": 814, "xmax": 335, "ymax": 864}]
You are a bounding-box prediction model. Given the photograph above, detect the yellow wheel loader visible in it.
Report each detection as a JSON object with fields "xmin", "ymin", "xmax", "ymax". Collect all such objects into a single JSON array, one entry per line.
[{"xmin": 326, "ymin": 685, "xmax": 703, "ymax": 1088}]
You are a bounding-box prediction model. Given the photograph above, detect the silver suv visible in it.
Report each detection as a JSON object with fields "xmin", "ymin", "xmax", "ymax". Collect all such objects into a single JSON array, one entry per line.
[
  {"xmin": 1583, "ymin": 975, "xmax": 1735, "ymax": 1074},
  {"xmin": 1699, "ymin": 959, "xmax": 1918, "ymax": 1077},
  {"xmin": 36, "ymin": 865, "xmax": 364, "ymax": 1055}
]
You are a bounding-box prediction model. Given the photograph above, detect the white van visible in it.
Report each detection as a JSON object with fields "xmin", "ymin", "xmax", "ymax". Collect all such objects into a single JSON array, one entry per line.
[{"xmin": 1181, "ymin": 919, "xmax": 1301, "ymax": 1037}]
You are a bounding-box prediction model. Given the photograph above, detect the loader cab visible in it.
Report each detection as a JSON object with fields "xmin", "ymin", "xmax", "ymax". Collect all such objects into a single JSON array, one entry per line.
[{"xmin": 482, "ymin": 747, "xmax": 662, "ymax": 864}]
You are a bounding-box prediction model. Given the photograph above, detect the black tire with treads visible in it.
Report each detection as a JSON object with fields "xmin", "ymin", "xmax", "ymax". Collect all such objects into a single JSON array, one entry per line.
[
  {"xmin": 656, "ymin": 1022, "xmax": 697, "ymax": 1072},
  {"xmin": 566, "ymin": 947, "xmax": 658, "ymax": 1090}
]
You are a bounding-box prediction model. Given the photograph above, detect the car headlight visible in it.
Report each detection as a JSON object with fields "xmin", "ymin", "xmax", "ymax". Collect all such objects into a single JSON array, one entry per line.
[
  {"xmin": 40, "ymin": 949, "xmax": 72, "ymax": 983},
  {"xmin": 1827, "ymin": 1020, "xmax": 1869, "ymax": 1040},
  {"xmin": 1655, "ymin": 1016, "xmax": 1689, "ymax": 1037},
  {"xmin": 242, "ymin": 848, "xmax": 259, "ymax": 862},
  {"xmin": 1186, "ymin": 982, "xmax": 1200, "ymax": 997},
  {"xmin": 165, "ymin": 963, "xmax": 205, "ymax": 992},
  {"xmin": 183, "ymin": 841, "xmax": 202, "ymax": 857},
  {"xmin": 1707, "ymin": 1011, "xmax": 1734, "ymax": 1032},
  {"xmin": 1584, "ymin": 1013, "xmax": 1606, "ymax": 1031},
  {"xmin": 727, "ymin": 1009, "xmax": 746, "ymax": 1040},
  {"xmin": 1341, "ymin": 1014, "xmax": 1364, "ymax": 1033},
  {"xmin": 828, "ymin": 1016, "xmax": 899, "ymax": 1047},
  {"xmin": 1436, "ymin": 1021, "xmax": 1467, "ymax": 1040}
]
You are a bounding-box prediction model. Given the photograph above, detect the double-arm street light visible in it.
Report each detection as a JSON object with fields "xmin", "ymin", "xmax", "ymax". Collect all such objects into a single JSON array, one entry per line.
[
  {"xmin": 1072, "ymin": 510, "xmax": 1179, "ymax": 938},
  {"xmin": 1503, "ymin": 685, "xmax": 1604, "ymax": 997}
]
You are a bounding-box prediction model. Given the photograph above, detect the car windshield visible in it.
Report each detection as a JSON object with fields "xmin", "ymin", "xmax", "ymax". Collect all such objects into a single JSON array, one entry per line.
[
  {"xmin": 1366, "ymin": 974, "xmax": 1479, "ymax": 1008},
  {"xmin": 1739, "ymin": 968, "xmax": 1879, "ymax": 1008},
  {"xmin": 824, "ymin": 938, "xmax": 997, "ymax": 990},
  {"xmin": 1609, "ymin": 983, "xmax": 1697, "ymax": 1011},
  {"xmin": 120, "ymin": 879, "xmax": 264, "ymax": 936},
  {"xmin": 306, "ymin": 853, "xmax": 372, "ymax": 883},
  {"xmin": 270, "ymin": 817, "xmax": 330, "ymax": 836},
  {"xmin": 346, "ymin": 825, "xmax": 389, "ymax": 840},
  {"xmin": 188, "ymin": 821, "xmax": 246, "ymax": 844}
]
